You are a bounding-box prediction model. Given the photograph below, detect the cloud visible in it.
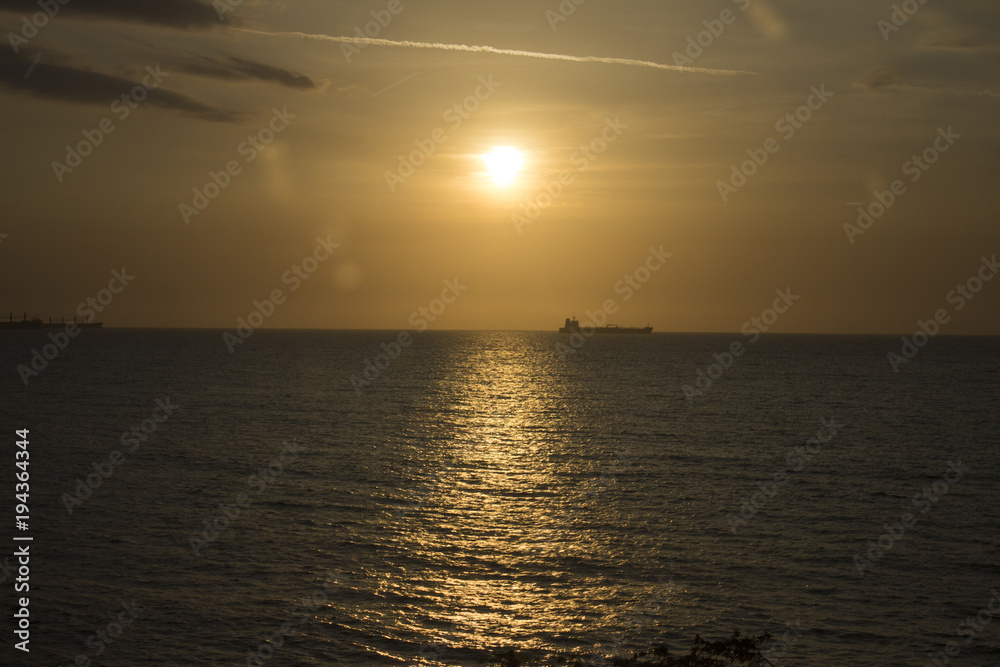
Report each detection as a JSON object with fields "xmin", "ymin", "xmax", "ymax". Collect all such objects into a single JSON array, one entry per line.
[
  {"xmin": 235, "ymin": 29, "xmax": 757, "ymax": 76},
  {"xmin": 0, "ymin": 0, "xmax": 225, "ymax": 28},
  {"xmin": 173, "ymin": 56, "xmax": 318, "ymax": 89},
  {"xmin": 854, "ymin": 67, "xmax": 1000, "ymax": 98},
  {"xmin": 854, "ymin": 68, "xmax": 905, "ymax": 93},
  {"xmin": 925, "ymin": 37, "xmax": 983, "ymax": 51},
  {"xmin": 0, "ymin": 50, "xmax": 247, "ymax": 122}
]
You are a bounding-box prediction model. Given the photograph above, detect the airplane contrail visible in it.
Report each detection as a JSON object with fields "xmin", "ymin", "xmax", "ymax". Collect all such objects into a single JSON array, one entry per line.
[{"xmin": 234, "ymin": 28, "xmax": 757, "ymax": 76}]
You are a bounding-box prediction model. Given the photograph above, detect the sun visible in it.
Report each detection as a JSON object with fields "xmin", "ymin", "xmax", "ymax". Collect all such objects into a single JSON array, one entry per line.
[{"xmin": 482, "ymin": 146, "xmax": 524, "ymax": 186}]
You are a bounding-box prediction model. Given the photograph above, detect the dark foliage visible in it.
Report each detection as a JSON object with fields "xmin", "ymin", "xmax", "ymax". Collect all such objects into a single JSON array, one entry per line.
[{"xmin": 491, "ymin": 631, "xmax": 774, "ymax": 667}]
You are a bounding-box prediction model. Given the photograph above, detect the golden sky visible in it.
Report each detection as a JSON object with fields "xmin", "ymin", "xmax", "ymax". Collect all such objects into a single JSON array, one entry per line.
[{"xmin": 1, "ymin": 0, "xmax": 998, "ymax": 333}]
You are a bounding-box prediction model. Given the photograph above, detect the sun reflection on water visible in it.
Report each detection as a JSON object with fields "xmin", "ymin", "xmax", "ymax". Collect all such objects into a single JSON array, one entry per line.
[
  {"xmin": 314, "ymin": 333, "xmax": 689, "ymax": 665},
  {"xmin": 358, "ymin": 334, "xmax": 677, "ymax": 663}
]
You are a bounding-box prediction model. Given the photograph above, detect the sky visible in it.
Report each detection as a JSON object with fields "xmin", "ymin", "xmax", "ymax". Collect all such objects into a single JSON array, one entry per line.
[{"xmin": 0, "ymin": 0, "xmax": 998, "ymax": 334}]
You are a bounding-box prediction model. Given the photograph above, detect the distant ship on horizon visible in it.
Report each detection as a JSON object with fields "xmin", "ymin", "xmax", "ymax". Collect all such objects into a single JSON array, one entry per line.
[
  {"xmin": 559, "ymin": 317, "xmax": 652, "ymax": 335},
  {"xmin": 0, "ymin": 313, "xmax": 104, "ymax": 330}
]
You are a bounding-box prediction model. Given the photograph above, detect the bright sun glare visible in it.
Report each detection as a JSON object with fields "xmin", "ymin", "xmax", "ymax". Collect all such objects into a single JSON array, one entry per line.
[{"xmin": 482, "ymin": 146, "xmax": 524, "ymax": 186}]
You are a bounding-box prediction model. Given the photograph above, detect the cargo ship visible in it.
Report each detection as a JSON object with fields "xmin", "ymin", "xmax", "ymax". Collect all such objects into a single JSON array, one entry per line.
[
  {"xmin": 559, "ymin": 317, "xmax": 652, "ymax": 334},
  {"xmin": 0, "ymin": 313, "xmax": 103, "ymax": 329}
]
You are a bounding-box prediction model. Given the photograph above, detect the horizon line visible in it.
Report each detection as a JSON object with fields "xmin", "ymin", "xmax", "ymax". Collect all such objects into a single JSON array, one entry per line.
[{"xmin": 23, "ymin": 326, "xmax": 999, "ymax": 337}]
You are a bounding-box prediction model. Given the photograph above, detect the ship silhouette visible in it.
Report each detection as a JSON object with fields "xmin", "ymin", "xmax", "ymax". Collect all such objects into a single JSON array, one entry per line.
[
  {"xmin": 0, "ymin": 313, "xmax": 103, "ymax": 330},
  {"xmin": 559, "ymin": 317, "xmax": 652, "ymax": 334}
]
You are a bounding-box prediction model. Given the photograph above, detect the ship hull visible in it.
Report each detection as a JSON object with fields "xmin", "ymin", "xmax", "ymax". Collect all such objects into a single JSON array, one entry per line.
[
  {"xmin": 559, "ymin": 326, "xmax": 652, "ymax": 334},
  {"xmin": 0, "ymin": 320, "xmax": 103, "ymax": 330},
  {"xmin": 42, "ymin": 322, "xmax": 103, "ymax": 329}
]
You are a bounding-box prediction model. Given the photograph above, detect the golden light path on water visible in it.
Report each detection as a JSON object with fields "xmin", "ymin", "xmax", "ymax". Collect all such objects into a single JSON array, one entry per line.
[
  {"xmin": 412, "ymin": 340, "xmax": 577, "ymax": 654},
  {"xmin": 316, "ymin": 333, "xmax": 689, "ymax": 664}
]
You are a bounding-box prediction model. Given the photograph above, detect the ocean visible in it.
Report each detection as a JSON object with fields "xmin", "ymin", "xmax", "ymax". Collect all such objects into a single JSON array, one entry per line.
[{"xmin": 1, "ymin": 330, "xmax": 998, "ymax": 666}]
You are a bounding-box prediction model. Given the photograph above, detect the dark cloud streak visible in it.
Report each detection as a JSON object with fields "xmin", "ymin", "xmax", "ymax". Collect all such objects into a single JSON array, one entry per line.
[
  {"xmin": 0, "ymin": 51, "xmax": 246, "ymax": 122},
  {"xmin": 854, "ymin": 68, "xmax": 904, "ymax": 93},
  {"xmin": 173, "ymin": 56, "xmax": 317, "ymax": 90},
  {"xmin": 926, "ymin": 38, "xmax": 982, "ymax": 51},
  {"xmin": 0, "ymin": 0, "xmax": 226, "ymax": 28},
  {"xmin": 854, "ymin": 67, "xmax": 1000, "ymax": 98}
]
